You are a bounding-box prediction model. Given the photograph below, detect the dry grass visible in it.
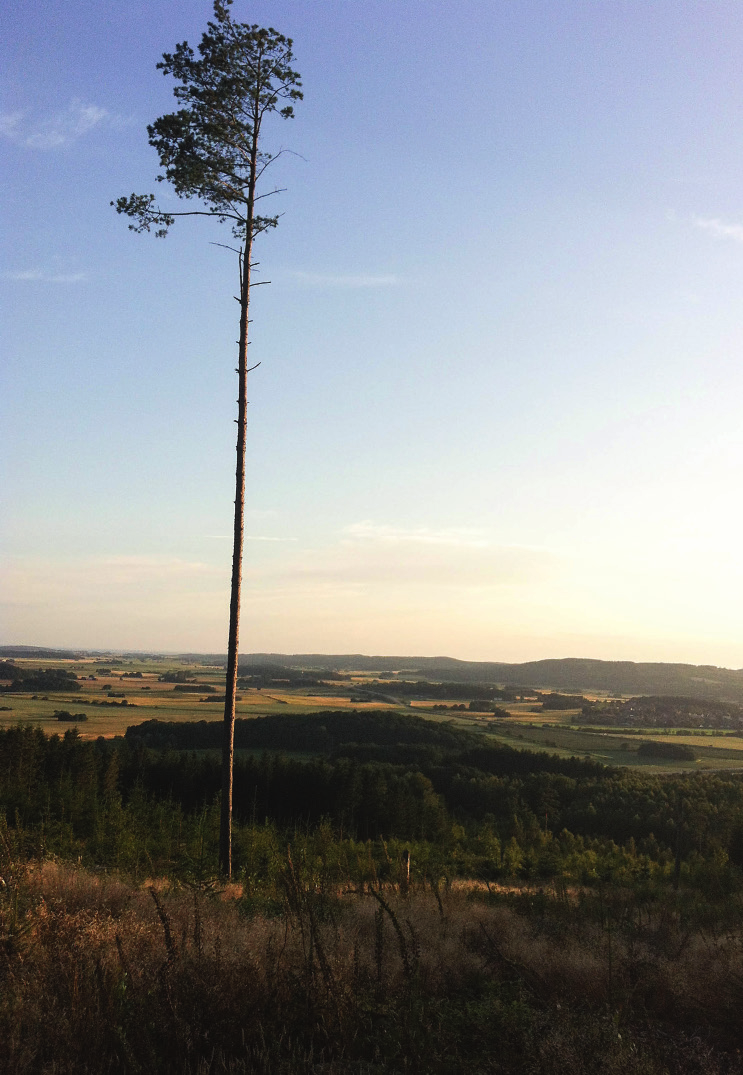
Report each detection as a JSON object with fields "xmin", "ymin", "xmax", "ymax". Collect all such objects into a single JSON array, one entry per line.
[{"xmin": 0, "ymin": 861, "xmax": 741, "ymax": 1072}]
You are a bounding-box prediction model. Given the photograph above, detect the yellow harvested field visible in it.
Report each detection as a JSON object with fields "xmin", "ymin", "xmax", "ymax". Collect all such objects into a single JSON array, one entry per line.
[
  {"xmin": 0, "ymin": 681, "xmax": 400, "ymax": 739},
  {"xmin": 654, "ymin": 733, "xmax": 743, "ymax": 752},
  {"xmin": 235, "ymin": 690, "xmax": 396, "ymax": 710},
  {"xmin": 506, "ymin": 711, "xmax": 573, "ymax": 724}
]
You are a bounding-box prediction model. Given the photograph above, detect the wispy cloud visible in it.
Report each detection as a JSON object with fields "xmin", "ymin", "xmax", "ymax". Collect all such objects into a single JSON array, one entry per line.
[
  {"xmin": 246, "ymin": 523, "xmax": 555, "ymax": 591},
  {"xmin": 286, "ymin": 270, "xmax": 401, "ymax": 288},
  {"xmin": 343, "ymin": 521, "xmax": 490, "ymax": 548},
  {"xmin": 1, "ymin": 99, "xmax": 116, "ymax": 150},
  {"xmin": 692, "ymin": 216, "xmax": 743, "ymax": 243},
  {"xmin": 1, "ymin": 555, "xmax": 226, "ymax": 613},
  {"xmin": 254, "ymin": 544, "xmax": 553, "ymax": 590},
  {"xmin": 95, "ymin": 555, "xmax": 223, "ymax": 579},
  {"xmin": 246, "ymin": 535, "xmax": 298, "ymax": 543},
  {"xmin": 0, "ymin": 112, "xmax": 24, "ymax": 140},
  {"xmin": 3, "ymin": 268, "xmax": 87, "ymax": 284}
]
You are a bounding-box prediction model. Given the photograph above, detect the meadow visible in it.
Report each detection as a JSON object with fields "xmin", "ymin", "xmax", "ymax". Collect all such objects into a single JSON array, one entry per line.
[
  {"xmin": 0, "ymin": 659, "xmax": 397, "ymax": 739},
  {"xmin": 2, "ymin": 855, "xmax": 742, "ymax": 1073}
]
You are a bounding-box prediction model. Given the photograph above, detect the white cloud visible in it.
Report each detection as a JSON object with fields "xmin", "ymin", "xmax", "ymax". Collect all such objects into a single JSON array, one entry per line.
[
  {"xmin": 2, "ymin": 555, "xmax": 223, "ymax": 605},
  {"xmin": 692, "ymin": 216, "xmax": 743, "ymax": 243},
  {"xmin": 248, "ymin": 524, "xmax": 555, "ymax": 590},
  {"xmin": 1, "ymin": 535, "xmax": 556, "ymax": 652},
  {"xmin": 245, "ymin": 535, "xmax": 298, "ymax": 542},
  {"xmin": 95, "ymin": 555, "xmax": 223, "ymax": 579},
  {"xmin": 0, "ymin": 112, "xmax": 24, "ymax": 140},
  {"xmin": 286, "ymin": 270, "xmax": 401, "ymax": 288},
  {"xmin": 343, "ymin": 521, "xmax": 490, "ymax": 548},
  {"xmin": 1, "ymin": 99, "xmax": 112, "ymax": 150},
  {"xmin": 3, "ymin": 269, "xmax": 87, "ymax": 283}
]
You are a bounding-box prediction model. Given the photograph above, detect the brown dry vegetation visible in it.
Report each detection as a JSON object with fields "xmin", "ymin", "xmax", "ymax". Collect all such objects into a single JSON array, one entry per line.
[{"xmin": 1, "ymin": 860, "xmax": 742, "ymax": 1073}]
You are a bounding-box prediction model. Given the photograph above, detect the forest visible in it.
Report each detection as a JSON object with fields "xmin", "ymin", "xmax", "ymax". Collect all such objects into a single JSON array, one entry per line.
[
  {"xmin": 2, "ymin": 712, "xmax": 743, "ymax": 888},
  {"xmin": 1, "ymin": 710, "xmax": 743, "ymax": 1070}
]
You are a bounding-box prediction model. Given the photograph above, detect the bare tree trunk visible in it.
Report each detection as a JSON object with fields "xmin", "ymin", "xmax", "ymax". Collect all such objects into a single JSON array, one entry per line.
[{"xmin": 220, "ymin": 231, "xmax": 253, "ymax": 878}]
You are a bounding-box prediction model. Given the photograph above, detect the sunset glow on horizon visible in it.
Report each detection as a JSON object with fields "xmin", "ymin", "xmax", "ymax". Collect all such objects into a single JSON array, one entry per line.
[{"xmin": 4, "ymin": 1, "xmax": 743, "ymax": 668}]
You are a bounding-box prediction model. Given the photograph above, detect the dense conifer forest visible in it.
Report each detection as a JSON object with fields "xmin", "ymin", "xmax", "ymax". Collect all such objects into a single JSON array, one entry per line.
[
  {"xmin": 2, "ymin": 708, "xmax": 743, "ymax": 1070},
  {"xmin": 2, "ymin": 711, "xmax": 743, "ymax": 884},
  {"xmin": 2, "ymin": 712, "xmax": 743, "ymax": 1071}
]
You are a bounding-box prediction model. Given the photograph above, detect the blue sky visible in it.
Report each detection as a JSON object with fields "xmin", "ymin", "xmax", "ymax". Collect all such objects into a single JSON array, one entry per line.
[{"xmin": 4, "ymin": 0, "xmax": 743, "ymax": 664}]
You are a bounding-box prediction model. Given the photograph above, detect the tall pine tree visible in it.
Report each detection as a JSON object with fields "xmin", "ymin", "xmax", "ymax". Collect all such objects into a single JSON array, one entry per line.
[{"xmin": 113, "ymin": 0, "xmax": 302, "ymax": 876}]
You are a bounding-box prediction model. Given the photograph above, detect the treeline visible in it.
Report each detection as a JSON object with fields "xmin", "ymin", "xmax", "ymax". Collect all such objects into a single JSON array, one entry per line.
[
  {"xmin": 537, "ymin": 692, "xmax": 588, "ymax": 710},
  {"xmin": 119, "ymin": 711, "xmax": 743, "ymax": 877},
  {"xmin": 637, "ymin": 740, "xmax": 696, "ymax": 760},
  {"xmin": 1, "ymin": 714, "xmax": 743, "ymax": 889},
  {"xmin": 235, "ymin": 654, "xmax": 743, "ymax": 701},
  {"xmin": 0, "ymin": 661, "xmax": 80, "ymax": 692},
  {"xmin": 125, "ymin": 710, "xmax": 475, "ymax": 753},
  {"xmin": 363, "ymin": 680, "xmax": 523, "ymax": 701},
  {"xmin": 237, "ymin": 660, "xmax": 346, "ymax": 685}
]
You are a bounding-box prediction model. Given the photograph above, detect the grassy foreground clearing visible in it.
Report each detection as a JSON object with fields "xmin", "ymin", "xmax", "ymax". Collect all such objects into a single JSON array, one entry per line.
[{"xmin": 1, "ymin": 856, "xmax": 742, "ymax": 1073}]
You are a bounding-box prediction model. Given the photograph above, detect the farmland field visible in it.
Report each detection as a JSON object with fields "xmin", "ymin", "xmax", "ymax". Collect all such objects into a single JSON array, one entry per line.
[{"xmin": 3, "ymin": 656, "xmax": 743, "ymax": 771}]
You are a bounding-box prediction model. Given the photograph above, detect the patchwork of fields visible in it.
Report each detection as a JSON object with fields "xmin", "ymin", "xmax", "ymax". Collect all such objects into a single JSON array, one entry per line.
[{"xmin": 3, "ymin": 655, "xmax": 743, "ymax": 771}]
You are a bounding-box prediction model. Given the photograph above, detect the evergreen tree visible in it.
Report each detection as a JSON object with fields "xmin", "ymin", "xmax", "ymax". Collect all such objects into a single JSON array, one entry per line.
[{"xmin": 113, "ymin": 0, "xmax": 302, "ymax": 875}]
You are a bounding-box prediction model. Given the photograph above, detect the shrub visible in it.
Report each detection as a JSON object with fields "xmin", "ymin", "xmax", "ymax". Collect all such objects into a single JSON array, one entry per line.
[{"xmin": 637, "ymin": 740, "xmax": 695, "ymax": 760}]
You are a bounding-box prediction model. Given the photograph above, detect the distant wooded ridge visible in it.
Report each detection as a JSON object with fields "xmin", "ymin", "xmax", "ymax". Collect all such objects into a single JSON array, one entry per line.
[
  {"xmin": 3, "ymin": 646, "xmax": 743, "ymax": 702},
  {"xmin": 241, "ymin": 655, "xmax": 743, "ymax": 704}
]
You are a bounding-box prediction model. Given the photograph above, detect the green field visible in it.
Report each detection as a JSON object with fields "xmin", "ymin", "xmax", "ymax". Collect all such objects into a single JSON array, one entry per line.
[
  {"xmin": 480, "ymin": 720, "xmax": 743, "ymax": 770},
  {"xmin": 4, "ymin": 656, "xmax": 743, "ymax": 771}
]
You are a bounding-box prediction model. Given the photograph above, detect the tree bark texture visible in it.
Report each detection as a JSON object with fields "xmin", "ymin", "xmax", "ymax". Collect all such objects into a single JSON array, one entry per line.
[
  {"xmin": 219, "ymin": 240, "xmax": 251, "ymax": 877},
  {"xmin": 220, "ymin": 100, "xmax": 259, "ymax": 878}
]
